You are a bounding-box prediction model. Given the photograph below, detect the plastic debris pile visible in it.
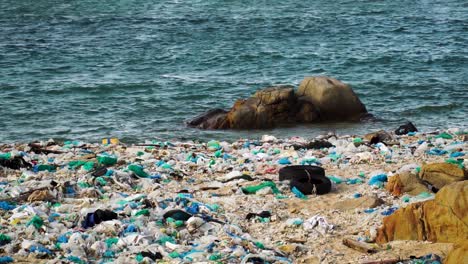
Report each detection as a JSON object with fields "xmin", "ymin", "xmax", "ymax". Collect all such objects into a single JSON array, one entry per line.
[{"xmin": 0, "ymin": 128, "xmax": 466, "ymax": 263}]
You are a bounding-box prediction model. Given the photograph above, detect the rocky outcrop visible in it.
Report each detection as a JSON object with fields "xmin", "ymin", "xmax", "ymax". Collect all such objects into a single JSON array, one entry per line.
[
  {"xmin": 386, "ymin": 172, "xmax": 429, "ymax": 196},
  {"xmin": 187, "ymin": 108, "xmax": 228, "ymax": 129},
  {"xmin": 444, "ymin": 241, "xmax": 468, "ymax": 264},
  {"xmin": 187, "ymin": 76, "xmax": 369, "ymax": 129},
  {"xmin": 296, "ymin": 76, "xmax": 368, "ymax": 121},
  {"xmin": 419, "ymin": 163, "xmax": 467, "ymax": 190},
  {"xmin": 224, "ymin": 86, "xmax": 302, "ymax": 129},
  {"xmin": 376, "ymin": 181, "xmax": 468, "ymax": 244}
]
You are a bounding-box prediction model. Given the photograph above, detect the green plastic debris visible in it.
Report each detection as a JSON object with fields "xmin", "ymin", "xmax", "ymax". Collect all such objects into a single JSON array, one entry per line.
[
  {"xmin": 83, "ymin": 161, "xmax": 95, "ymax": 171},
  {"xmin": 241, "ymin": 181, "xmax": 280, "ymax": 194},
  {"xmin": 161, "ymin": 163, "xmax": 172, "ymax": 169},
  {"xmin": 402, "ymin": 196, "xmax": 410, "ymax": 203},
  {"xmin": 67, "ymin": 256, "xmax": 86, "ymax": 264},
  {"xmin": 416, "ymin": 192, "xmax": 433, "ymax": 199},
  {"xmin": 27, "ymin": 215, "xmax": 44, "ymax": 229},
  {"xmin": 135, "ymin": 209, "xmax": 150, "ymax": 217},
  {"xmin": 209, "ymin": 253, "xmax": 222, "ymax": 261},
  {"xmin": 358, "ymin": 172, "xmax": 366, "ymax": 178},
  {"xmin": 105, "ymin": 237, "xmax": 119, "ymax": 248},
  {"xmin": 137, "ymin": 151, "xmax": 144, "ymax": 157},
  {"xmin": 169, "ymin": 251, "xmax": 180, "ymax": 258},
  {"xmin": 328, "ymin": 176, "xmax": 343, "ymax": 184},
  {"xmin": 136, "ymin": 254, "xmax": 144, "ymax": 262},
  {"xmin": 435, "ymin": 132, "xmax": 453, "ymax": 139},
  {"xmin": 68, "ymin": 160, "xmax": 87, "ymax": 170},
  {"xmin": 175, "ymin": 220, "xmax": 184, "ymax": 227},
  {"xmin": 95, "ymin": 177, "xmax": 107, "ymax": 186},
  {"xmin": 35, "ymin": 164, "xmax": 56, "ymax": 172},
  {"xmin": 0, "ymin": 234, "xmax": 11, "ymax": 245},
  {"xmin": 207, "ymin": 140, "xmax": 221, "ymax": 150},
  {"xmin": 353, "ymin": 138, "xmax": 363, "ymax": 143},
  {"xmin": 446, "ymin": 158, "xmax": 464, "ymax": 168},
  {"xmin": 128, "ymin": 164, "xmax": 149, "ymax": 178},
  {"xmin": 97, "ymin": 155, "xmax": 117, "ymax": 165},
  {"xmin": 214, "ymin": 150, "xmax": 222, "ymax": 158},
  {"xmin": 158, "ymin": 235, "xmax": 176, "ymax": 245},
  {"xmin": 254, "ymin": 241, "xmax": 265, "ymax": 249},
  {"xmin": 0, "ymin": 153, "xmax": 12, "ymax": 160},
  {"xmin": 328, "ymin": 153, "xmax": 341, "ymax": 161}
]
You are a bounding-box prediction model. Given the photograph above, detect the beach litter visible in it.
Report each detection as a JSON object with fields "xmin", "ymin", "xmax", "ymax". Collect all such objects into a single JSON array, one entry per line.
[{"xmin": 0, "ymin": 129, "xmax": 466, "ymax": 263}]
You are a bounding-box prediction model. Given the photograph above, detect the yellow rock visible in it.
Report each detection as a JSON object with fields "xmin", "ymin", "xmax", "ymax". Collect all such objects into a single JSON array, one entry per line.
[{"xmin": 376, "ymin": 181, "xmax": 468, "ymax": 244}]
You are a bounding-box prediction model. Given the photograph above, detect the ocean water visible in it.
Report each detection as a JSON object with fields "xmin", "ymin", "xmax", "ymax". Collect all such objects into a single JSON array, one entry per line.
[{"xmin": 1, "ymin": 0, "xmax": 467, "ymax": 143}]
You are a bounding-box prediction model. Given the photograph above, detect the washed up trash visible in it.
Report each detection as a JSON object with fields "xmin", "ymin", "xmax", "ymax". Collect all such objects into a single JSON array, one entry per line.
[
  {"xmin": 395, "ymin": 122, "xmax": 418, "ymax": 135},
  {"xmin": 127, "ymin": 164, "xmax": 149, "ymax": 178},
  {"xmin": 241, "ymin": 181, "xmax": 281, "ymax": 194},
  {"xmin": 279, "ymin": 166, "xmax": 331, "ymax": 195},
  {"xmin": 426, "ymin": 148, "xmax": 448, "ymax": 156},
  {"xmin": 303, "ymin": 215, "xmax": 334, "ymax": 237},
  {"xmin": 0, "ymin": 155, "xmax": 31, "ymax": 170},
  {"xmin": 163, "ymin": 209, "xmax": 192, "ymax": 221},
  {"xmin": 286, "ymin": 218, "xmax": 303, "ymax": 226},
  {"xmin": 0, "ymin": 257, "xmax": 14, "ymax": 263},
  {"xmin": 435, "ymin": 132, "xmax": 453, "ymax": 139},
  {"xmin": 97, "ymin": 155, "xmax": 118, "ymax": 166},
  {"xmin": 381, "ymin": 207, "xmax": 398, "ymax": 216},
  {"xmin": 291, "ymin": 186, "xmax": 308, "ymax": 199},
  {"xmin": 246, "ymin": 211, "xmax": 271, "ymax": 220},
  {"xmin": 82, "ymin": 209, "xmax": 118, "ymax": 228},
  {"xmin": 102, "ymin": 138, "xmax": 119, "ymax": 145},
  {"xmin": 368, "ymin": 174, "xmax": 387, "ymax": 187}
]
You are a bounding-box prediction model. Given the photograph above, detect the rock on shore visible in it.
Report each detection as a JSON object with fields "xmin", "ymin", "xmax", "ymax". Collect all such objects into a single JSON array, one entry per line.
[{"xmin": 188, "ymin": 76, "xmax": 369, "ymax": 129}]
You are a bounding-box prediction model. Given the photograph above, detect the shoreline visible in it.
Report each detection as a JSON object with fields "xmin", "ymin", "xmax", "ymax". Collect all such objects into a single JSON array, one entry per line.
[{"xmin": 0, "ymin": 128, "xmax": 466, "ymax": 263}]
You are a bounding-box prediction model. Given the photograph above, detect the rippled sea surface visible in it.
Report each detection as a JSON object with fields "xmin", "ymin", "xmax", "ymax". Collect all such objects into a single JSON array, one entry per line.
[{"xmin": 1, "ymin": 0, "xmax": 467, "ymax": 143}]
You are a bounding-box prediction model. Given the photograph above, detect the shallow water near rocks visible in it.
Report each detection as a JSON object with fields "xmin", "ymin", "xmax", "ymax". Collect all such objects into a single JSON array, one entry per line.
[{"xmin": 1, "ymin": 0, "xmax": 467, "ymax": 143}]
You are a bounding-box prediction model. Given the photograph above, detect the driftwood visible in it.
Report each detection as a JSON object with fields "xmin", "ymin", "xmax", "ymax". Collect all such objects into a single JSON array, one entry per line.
[{"xmin": 343, "ymin": 238, "xmax": 379, "ymax": 254}]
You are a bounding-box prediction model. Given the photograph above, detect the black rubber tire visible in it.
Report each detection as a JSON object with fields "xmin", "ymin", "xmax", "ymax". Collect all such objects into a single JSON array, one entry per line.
[
  {"xmin": 279, "ymin": 165, "xmax": 331, "ymax": 195},
  {"xmin": 279, "ymin": 165, "xmax": 325, "ymax": 181}
]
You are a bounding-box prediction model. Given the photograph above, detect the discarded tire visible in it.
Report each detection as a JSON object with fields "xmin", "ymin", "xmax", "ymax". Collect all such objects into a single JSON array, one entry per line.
[{"xmin": 279, "ymin": 165, "xmax": 331, "ymax": 195}]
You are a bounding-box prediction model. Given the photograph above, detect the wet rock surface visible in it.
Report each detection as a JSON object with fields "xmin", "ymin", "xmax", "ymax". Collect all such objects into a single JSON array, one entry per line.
[{"xmin": 188, "ymin": 76, "xmax": 370, "ymax": 129}]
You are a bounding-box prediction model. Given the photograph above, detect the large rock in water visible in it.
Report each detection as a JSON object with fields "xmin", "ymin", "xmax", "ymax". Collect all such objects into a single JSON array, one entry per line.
[
  {"xmin": 376, "ymin": 181, "xmax": 468, "ymax": 244},
  {"xmin": 187, "ymin": 76, "xmax": 369, "ymax": 129},
  {"xmin": 296, "ymin": 76, "xmax": 368, "ymax": 121},
  {"xmin": 225, "ymin": 86, "xmax": 303, "ymax": 129}
]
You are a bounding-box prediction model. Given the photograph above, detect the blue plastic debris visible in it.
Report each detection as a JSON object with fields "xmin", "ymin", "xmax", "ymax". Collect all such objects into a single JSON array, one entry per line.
[
  {"xmin": 364, "ymin": 208, "xmax": 375, "ymax": 213},
  {"xmin": 278, "ymin": 157, "xmax": 291, "ymax": 165},
  {"xmin": 450, "ymin": 152, "xmax": 464, "ymax": 158},
  {"xmin": 353, "ymin": 193, "xmax": 362, "ymax": 198},
  {"xmin": 0, "ymin": 257, "xmax": 14, "ymax": 263},
  {"xmin": 381, "ymin": 207, "xmax": 398, "ymax": 216},
  {"xmin": 291, "ymin": 186, "xmax": 307, "ymax": 199},
  {"xmin": 0, "ymin": 201, "xmax": 16, "ymax": 211},
  {"xmin": 426, "ymin": 149, "xmax": 447, "ymax": 156},
  {"xmin": 368, "ymin": 174, "xmax": 387, "ymax": 187},
  {"xmin": 29, "ymin": 245, "xmax": 53, "ymax": 255}
]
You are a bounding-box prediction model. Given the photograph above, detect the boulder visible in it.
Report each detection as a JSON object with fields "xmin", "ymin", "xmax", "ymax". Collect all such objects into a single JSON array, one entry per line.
[
  {"xmin": 376, "ymin": 181, "xmax": 468, "ymax": 244},
  {"xmin": 419, "ymin": 163, "xmax": 466, "ymax": 190},
  {"xmin": 296, "ymin": 76, "xmax": 368, "ymax": 121},
  {"xmin": 386, "ymin": 173, "xmax": 429, "ymax": 196},
  {"xmin": 224, "ymin": 86, "xmax": 302, "ymax": 129},
  {"xmin": 333, "ymin": 195, "xmax": 384, "ymax": 210},
  {"xmin": 186, "ymin": 108, "xmax": 228, "ymax": 129},
  {"xmin": 364, "ymin": 130, "xmax": 393, "ymax": 144},
  {"xmin": 444, "ymin": 241, "xmax": 468, "ymax": 264},
  {"xmin": 187, "ymin": 76, "xmax": 370, "ymax": 129}
]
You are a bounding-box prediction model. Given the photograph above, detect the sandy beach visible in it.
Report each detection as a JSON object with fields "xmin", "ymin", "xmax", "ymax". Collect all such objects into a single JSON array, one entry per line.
[{"xmin": 0, "ymin": 128, "xmax": 466, "ymax": 263}]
